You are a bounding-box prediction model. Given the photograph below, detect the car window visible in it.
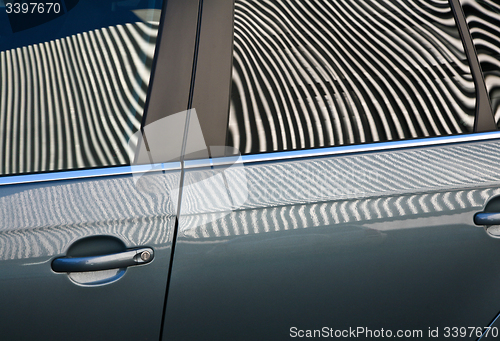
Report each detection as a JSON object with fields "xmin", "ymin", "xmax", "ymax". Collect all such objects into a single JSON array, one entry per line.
[
  {"xmin": 0, "ymin": 0, "xmax": 163, "ymax": 176},
  {"xmin": 461, "ymin": 0, "xmax": 500, "ymax": 128},
  {"xmin": 227, "ymin": 0, "xmax": 478, "ymax": 155}
]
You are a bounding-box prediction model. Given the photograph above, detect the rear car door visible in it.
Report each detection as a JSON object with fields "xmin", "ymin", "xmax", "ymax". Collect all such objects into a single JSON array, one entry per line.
[
  {"xmin": 0, "ymin": 0, "xmax": 199, "ymax": 339},
  {"xmin": 162, "ymin": 0, "xmax": 500, "ymax": 339}
]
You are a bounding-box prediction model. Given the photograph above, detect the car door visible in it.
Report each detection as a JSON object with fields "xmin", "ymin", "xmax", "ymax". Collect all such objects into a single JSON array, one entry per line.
[
  {"xmin": 162, "ymin": 0, "xmax": 500, "ymax": 340},
  {"xmin": 0, "ymin": 0, "xmax": 200, "ymax": 339}
]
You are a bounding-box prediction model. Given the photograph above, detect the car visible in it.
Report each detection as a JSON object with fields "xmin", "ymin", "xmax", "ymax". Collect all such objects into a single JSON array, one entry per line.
[{"xmin": 1, "ymin": 0, "xmax": 500, "ymax": 340}]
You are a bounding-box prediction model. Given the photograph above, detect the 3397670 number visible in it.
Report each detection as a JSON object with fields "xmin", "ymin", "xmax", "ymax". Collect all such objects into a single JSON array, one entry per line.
[
  {"xmin": 443, "ymin": 327, "xmax": 499, "ymax": 338},
  {"xmin": 5, "ymin": 2, "xmax": 61, "ymax": 14}
]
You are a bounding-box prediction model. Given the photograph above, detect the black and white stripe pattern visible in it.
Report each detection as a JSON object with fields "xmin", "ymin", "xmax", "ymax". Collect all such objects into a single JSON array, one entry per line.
[
  {"xmin": 461, "ymin": 0, "xmax": 500, "ymax": 126},
  {"xmin": 180, "ymin": 139, "xmax": 500, "ymax": 216},
  {"xmin": 179, "ymin": 139, "xmax": 500, "ymax": 238},
  {"xmin": 228, "ymin": 0, "xmax": 476, "ymax": 154},
  {"xmin": 0, "ymin": 170, "xmax": 179, "ymax": 260},
  {"xmin": 180, "ymin": 187, "xmax": 499, "ymax": 239},
  {"xmin": 0, "ymin": 21, "xmax": 159, "ymax": 175}
]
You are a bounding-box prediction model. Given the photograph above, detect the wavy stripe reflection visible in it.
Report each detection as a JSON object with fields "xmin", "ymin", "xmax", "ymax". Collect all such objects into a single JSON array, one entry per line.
[
  {"xmin": 0, "ymin": 21, "xmax": 159, "ymax": 175},
  {"xmin": 228, "ymin": 0, "xmax": 476, "ymax": 154},
  {"xmin": 461, "ymin": 0, "xmax": 500, "ymax": 126},
  {"xmin": 0, "ymin": 170, "xmax": 180, "ymax": 260},
  {"xmin": 180, "ymin": 187, "xmax": 499, "ymax": 239},
  {"xmin": 179, "ymin": 139, "xmax": 500, "ymax": 239}
]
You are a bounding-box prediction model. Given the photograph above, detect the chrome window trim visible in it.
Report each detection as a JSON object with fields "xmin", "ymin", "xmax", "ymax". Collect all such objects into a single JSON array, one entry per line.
[
  {"xmin": 203, "ymin": 131, "xmax": 500, "ymax": 168},
  {"xmin": 184, "ymin": 158, "xmax": 212, "ymax": 169},
  {"xmin": 2, "ymin": 131, "xmax": 500, "ymax": 185},
  {"xmin": 0, "ymin": 162, "xmax": 181, "ymax": 186}
]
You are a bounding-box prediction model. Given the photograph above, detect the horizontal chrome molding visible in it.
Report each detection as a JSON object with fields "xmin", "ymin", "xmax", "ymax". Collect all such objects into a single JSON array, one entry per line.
[
  {"xmin": 0, "ymin": 162, "xmax": 181, "ymax": 186},
  {"xmin": 201, "ymin": 132, "xmax": 500, "ymax": 168},
  {"xmin": 2, "ymin": 132, "xmax": 500, "ymax": 185},
  {"xmin": 239, "ymin": 132, "xmax": 500, "ymax": 165},
  {"xmin": 184, "ymin": 158, "xmax": 212, "ymax": 169}
]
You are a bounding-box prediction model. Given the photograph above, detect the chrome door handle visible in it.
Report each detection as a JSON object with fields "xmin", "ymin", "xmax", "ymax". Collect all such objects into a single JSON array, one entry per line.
[
  {"xmin": 51, "ymin": 247, "xmax": 154, "ymax": 273},
  {"xmin": 474, "ymin": 212, "xmax": 500, "ymax": 226}
]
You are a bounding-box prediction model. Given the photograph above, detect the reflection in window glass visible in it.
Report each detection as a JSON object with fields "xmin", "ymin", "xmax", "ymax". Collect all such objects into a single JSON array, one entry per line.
[
  {"xmin": 228, "ymin": 0, "xmax": 476, "ymax": 155},
  {"xmin": 461, "ymin": 0, "xmax": 500, "ymax": 127},
  {"xmin": 0, "ymin": 0, "xmax": 163, "ymax": 175}
]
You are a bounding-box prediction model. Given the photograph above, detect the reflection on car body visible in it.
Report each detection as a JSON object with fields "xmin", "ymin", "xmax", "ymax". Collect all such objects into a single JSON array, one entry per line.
[{"xmin": 2, "ymin": 0, "xmax": 500, "ymax": 340}]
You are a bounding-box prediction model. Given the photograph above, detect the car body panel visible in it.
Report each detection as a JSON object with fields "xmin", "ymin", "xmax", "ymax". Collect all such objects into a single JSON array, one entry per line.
[
  {"xmin": 0, "ymin": 169, "xmax": 179, "ymax": 340},
  {"xmin": 0, "ymin": 0, "xmax": 199, "ymax": 339},
  {"xmin": 163, "ymin": 135, "xmax": 500, "ymax": 340}
]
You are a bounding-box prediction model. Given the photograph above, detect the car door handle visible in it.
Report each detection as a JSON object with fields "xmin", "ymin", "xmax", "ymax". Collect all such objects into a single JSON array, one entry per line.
[
  {"xmin": 474, "ymin": 212, "xmax": 500, "ymax": 226},
  {"xmin": 51, "ymin": 247, "xmax": 154, "ymax": 273}
]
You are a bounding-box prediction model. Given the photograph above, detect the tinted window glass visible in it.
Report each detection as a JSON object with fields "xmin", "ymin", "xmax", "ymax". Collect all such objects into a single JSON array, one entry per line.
[
  {"xmin": 461, "ymin": 0, "xmax": 500, "ymax": 127},
  {"xmin": 0, "ymin": 0, "xmax": 163, "ymax": 175},
  {"xmin": 228, "ymin": 0, "xmax": 476, "ymax": 155}
]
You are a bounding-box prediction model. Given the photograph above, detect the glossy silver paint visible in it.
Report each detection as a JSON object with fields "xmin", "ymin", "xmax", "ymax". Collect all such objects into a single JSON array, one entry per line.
[
  {"xmin": 163, "ymin": 137, "xmax": 500, "ymax": 340},
  {"xmin": 1, "ymin": 0, "xmax": 500, "ymax": 339},
  {"xmin": 0, "ymin": 169, "xmax": 180, "ymax": 339},
  {"xmin": 0, "ymin": 0, "xmax": 200, "ymax": 339}
]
